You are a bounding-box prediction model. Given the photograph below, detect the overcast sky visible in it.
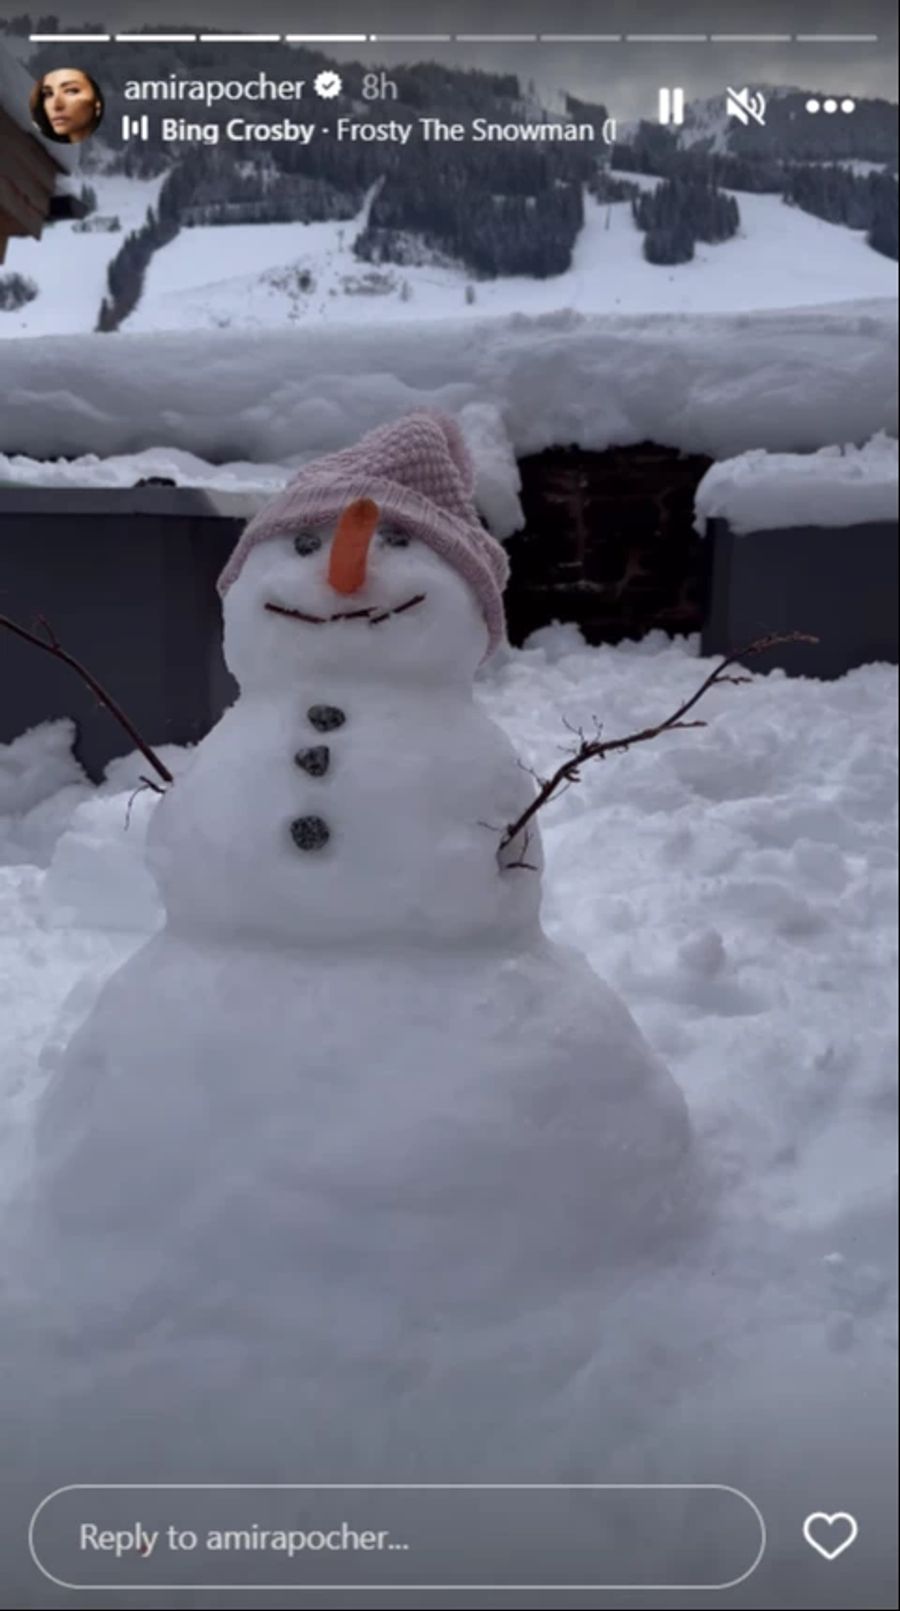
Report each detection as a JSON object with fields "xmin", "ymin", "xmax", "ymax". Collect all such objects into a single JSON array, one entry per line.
[{"xmin": 8, "ymin": 0, "xmax": 898, "ymax": 113}]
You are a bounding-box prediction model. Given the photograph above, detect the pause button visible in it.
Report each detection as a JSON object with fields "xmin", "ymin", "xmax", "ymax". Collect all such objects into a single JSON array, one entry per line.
[{"xmin": 658, "ymin": 86, "xmax": 685, "ymax": 125}]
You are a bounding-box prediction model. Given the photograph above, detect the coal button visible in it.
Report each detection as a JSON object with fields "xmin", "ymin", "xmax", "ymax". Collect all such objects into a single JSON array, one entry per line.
[
  {"xmin": 290, "ymin": 815, "xmax": 331, "ymax": 852},
  {"xmin": 294, "ymin": 745, "xmax": 330, "ymax": 777},
  {"xmin": 307, "ymin": 705, "xmax": 346, "ymax": 733}
]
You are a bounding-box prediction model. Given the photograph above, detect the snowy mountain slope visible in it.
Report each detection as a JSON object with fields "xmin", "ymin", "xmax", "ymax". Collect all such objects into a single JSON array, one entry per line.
[
  {"xmin": 0, "ymin": 172, "xmax": 165, "ymax": 336},
  {"xmin": 129, "ymin": 187, "xmax": 896, "ymax": 329},
  {"xmin": 3, "ymin": 183, "xmax": 893, "ymax": 342}
]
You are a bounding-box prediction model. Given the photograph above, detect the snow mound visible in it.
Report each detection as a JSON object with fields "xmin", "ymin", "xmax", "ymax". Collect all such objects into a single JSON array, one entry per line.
[
  {"xmin": 0, "ymin": 418, "xmax": 524, "ymax": 536},
  {"xmin": 0, "ymin": 720, "xmax": 84, "ymax": 818},
  {"xmin": 0, "ymin": 721, "xmax": 90, "ymax": 867},
  {"xmin": 695, "ymin": 431, "xmax": 899, "ymax": 534},
  {"xmin": 39, "ymin": 791, "xmax": 164, "ymax": 934},
  {"xmin": 0, "ymin": 444, "xmax": 289, "ymax": 497},
  {"xmin": 1, "ymin": 301, "xmax": 896, "ymax": 469},
  {"xmin": 6, "ymin": 932, "xmax": 696, "ymax": 1524},
  {"xmin": 458, "ymin": 400, "xmax": 523, "ymax": 537},
  {"xmin": 30, "ymin": 936, "xmax": 694, "ymax": 1298}
]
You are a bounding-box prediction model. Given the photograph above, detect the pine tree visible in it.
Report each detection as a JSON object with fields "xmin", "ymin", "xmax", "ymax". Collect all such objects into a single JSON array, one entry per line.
[
  {"xmin": 868, "ymin": 181, "xmax": 899, "ymax": 259},
  {"xmin": 0, "ymin": 271, "xmax": 38, "ymax": 311},
  {"xmin": 643, "ymin": 222, "xmax": 695, "ymax": 265}
]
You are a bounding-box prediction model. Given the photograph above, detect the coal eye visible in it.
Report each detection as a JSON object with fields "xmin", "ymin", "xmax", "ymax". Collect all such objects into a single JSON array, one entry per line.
[
  {"xmin": 293, "ymin": 532, "xmax": 323, "ymax": 557},
  {"xmin": 380, "ymin": 526, "xmax": 410, "ymax": 548}
]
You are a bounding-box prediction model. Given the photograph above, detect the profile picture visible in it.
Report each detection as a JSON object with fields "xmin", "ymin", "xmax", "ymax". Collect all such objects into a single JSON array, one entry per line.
[{"xmin": 30, "ymin": 67, "xmax": 104, "ymax": 144}]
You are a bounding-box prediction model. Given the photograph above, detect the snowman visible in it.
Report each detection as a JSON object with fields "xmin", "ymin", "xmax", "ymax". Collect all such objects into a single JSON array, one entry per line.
[{"xmin": 12, "ymin": 412, "xmax": 695, "ymax": 1487}]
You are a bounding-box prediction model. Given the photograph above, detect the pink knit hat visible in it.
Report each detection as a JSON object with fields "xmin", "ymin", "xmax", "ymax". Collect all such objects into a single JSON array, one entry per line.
[{"xmin": 218, "ymin": 410, "xmax": 510, "ymax": 657}]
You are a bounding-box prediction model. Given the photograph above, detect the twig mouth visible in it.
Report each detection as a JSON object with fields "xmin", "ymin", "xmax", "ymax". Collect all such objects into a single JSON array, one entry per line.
[{"xmin": 265, "ymin": 594, "xmax": 426, "ymax": 627}]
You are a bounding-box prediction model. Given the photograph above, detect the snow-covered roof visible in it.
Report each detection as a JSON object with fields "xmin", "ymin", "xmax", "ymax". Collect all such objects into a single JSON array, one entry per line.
[
  {"xmin": 1, "ymin": 302, "xmax": 896, "ymax": 507},
  {"xmin": 695, "ymin": 432, "xmax": 899, "ymax": 535}
]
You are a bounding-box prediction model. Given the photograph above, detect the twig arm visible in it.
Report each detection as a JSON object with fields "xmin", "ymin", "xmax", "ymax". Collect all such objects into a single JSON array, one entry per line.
[{"xmin": 500, "ymin": 631, "xmax": 817, "ymax": 852}]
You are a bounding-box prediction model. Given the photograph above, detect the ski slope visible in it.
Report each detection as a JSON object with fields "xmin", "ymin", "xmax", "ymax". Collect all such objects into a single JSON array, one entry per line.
[
  {"xmin": 0, "ymin": 173, "xmax": 166, "ymax": 337},
  {"xmin": 124, "ymin": 185, "xmax": 900, "ymax": 329},
  {"xmin": 2, "ymin": 180, "xmax": 895, "ymax": 340}
]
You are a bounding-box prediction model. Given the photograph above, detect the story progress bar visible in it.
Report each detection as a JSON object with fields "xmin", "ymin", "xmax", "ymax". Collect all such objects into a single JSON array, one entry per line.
[{"xmin": 28, "ymin": 33, "xmax": 882, "ymax": 45}]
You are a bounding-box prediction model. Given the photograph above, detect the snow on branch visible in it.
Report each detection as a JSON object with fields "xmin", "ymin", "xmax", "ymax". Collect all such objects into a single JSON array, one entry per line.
[{"xmin": 500, "ymin": 632, "xmax": 819, "ymax": 857}]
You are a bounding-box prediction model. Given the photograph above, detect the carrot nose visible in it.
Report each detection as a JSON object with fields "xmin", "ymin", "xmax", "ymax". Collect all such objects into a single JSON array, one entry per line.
[{"xmin": 327, "ymin": 497, "xmax": 379, "ymax": 596}]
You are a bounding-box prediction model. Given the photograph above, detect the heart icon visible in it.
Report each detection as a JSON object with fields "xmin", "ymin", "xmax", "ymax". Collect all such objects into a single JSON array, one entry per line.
[{"xmin": 803, "ymin": 1512, "xmax": 859, "ymax": 1561}]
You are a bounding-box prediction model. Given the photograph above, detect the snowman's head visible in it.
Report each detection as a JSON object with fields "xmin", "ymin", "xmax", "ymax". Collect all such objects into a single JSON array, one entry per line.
[{"xmin": 223, "ymin": 498, "xmax": 490, "ymax": 692}]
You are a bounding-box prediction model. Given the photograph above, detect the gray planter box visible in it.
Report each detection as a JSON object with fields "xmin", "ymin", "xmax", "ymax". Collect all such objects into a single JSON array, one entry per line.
[
  {"xmin": 0, "ymin": 487, "xmax": 255, "ymax": 781},
  {"xmin": 701, "ymin": 517, "xmax": 899, "ymax": 678}
]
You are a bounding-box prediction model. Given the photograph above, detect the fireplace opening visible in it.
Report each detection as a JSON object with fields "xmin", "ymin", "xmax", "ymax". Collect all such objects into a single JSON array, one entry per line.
[{"xmin": 503, "ymin": 443, "xmax": 715, "ymax": 648}]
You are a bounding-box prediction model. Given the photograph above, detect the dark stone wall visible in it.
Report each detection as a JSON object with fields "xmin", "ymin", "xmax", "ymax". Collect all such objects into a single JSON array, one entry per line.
[{"xmin": 503, "ymin": 443, "xmax": 715, "ymax": 647}]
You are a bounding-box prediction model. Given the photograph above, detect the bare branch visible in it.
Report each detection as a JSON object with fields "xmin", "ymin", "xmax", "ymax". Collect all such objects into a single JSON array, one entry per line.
[
  {"xmin": 516, "ymin": 756, "xmax": 548, "ymax": 789},
  {"xmin": 499, "ymin": 631, "xmax": 818, "ymax": 851},
  {"xmin": 0, "ymin": 612, "xmax": 174, "ymax": 786},
  {"xmin": 35, "ymin": 613, "xmax": 60, "ymax": 649}
]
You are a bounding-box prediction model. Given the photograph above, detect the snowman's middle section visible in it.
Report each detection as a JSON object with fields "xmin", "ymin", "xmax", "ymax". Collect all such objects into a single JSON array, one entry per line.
[{"xmin": 147, "ymin": 682, "xmax": 543, "ymax": 949}]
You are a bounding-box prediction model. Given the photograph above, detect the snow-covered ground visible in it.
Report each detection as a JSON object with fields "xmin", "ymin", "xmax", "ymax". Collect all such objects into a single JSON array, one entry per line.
[
  {"xmin": 0, "ymin": 173, "xmax": 166, "ymax": 337},
  {"xmin": 1, "ymin": 637, "xmax": 896, "ymax": 1606},
  {"xmin": 0, "ymin": 634, "xmax": 896, "ymax": 1608},
  {"xmin": 3, "ymin": 174, "xmax": 896, "ymax": 342},
  {"xmin": 5, "ymin": 633, "xmax": 895, "ymax": 1237},
  {"xmin": 0, "ymin": 444, "xmax": 289, "ymax": 497},
  {"xmin": 120, "ymin": 187, "xmax": 897, "ymax": 331},
  {"xmin": 5, "ymin": 633, "xmax": 896, "ymax": 1223}
]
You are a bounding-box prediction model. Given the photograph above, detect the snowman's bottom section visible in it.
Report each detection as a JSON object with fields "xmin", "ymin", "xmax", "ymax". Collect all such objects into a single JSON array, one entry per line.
[{"xmin": 12, "ymin": 930, "xmax": 695, "ymax": 1487}]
